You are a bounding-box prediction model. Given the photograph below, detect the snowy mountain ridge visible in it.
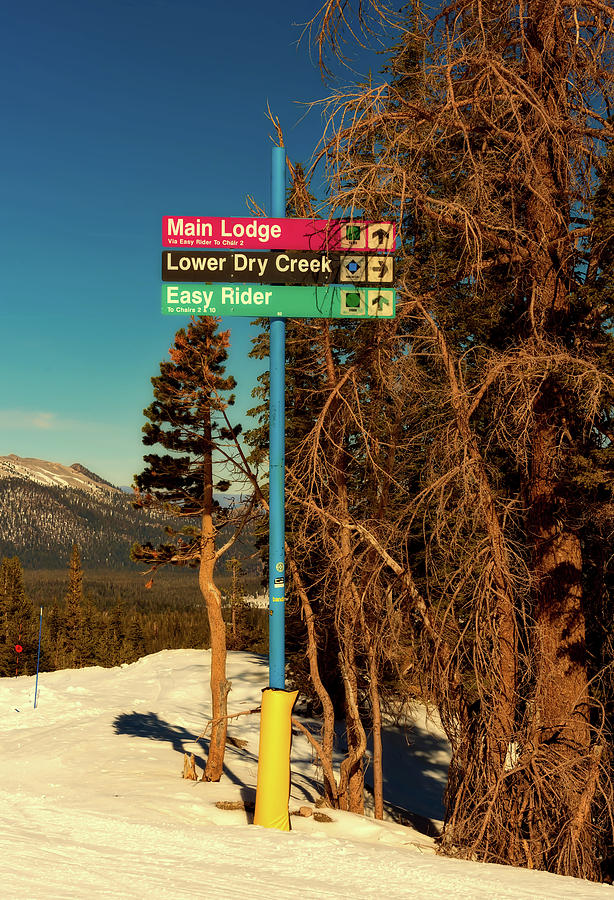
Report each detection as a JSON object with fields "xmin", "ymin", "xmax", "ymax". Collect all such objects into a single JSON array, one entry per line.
[
  {"xmin": 0, "ymin": 454, "xmax": 120, "ymax": 496},
  {"xmin": 0, "ymin": 454, "xmax": 259, "ymax": 570},
  {"xmin": 0, "ymin": 454, "xmax": 168, "ymax": 567}
]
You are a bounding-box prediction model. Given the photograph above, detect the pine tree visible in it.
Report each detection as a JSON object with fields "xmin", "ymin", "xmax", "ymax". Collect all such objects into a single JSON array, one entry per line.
[
  {"xmin": 224, "ymin": 556, "xmax": 248, "ymax": 649},
  {"xmin": 99, "ymin": 598, "xmax": 125, "ymax": 667},
  {"xmin": 78, "ymin": 593, "xmax": 98, "ymax": 668},
  {"xmin": 122, "ymin": 615, "xmax": 145, "ymax": 663},
  {"xmin": 0, "ymin": 557, "xmax": 37, "ymax": 677},
  {"xmin": 44, "ymin": 603, "xmax": 64, "ymax": 671},
  {"xmin": 132, "ymin": 316, "xmax": 261, "ymax": 781},
  {"xmin": 62, "ymin": 545, "xmax": 90, "ymax": 669}
]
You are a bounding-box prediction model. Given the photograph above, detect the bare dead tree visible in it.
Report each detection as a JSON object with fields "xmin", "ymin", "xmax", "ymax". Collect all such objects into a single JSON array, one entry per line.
[{"xmin": 307, "ymin": 0, "xmax": 614, "ymax": 880}]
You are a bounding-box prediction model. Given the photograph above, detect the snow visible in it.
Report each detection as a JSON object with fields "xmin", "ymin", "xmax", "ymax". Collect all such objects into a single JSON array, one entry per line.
[{"xmin": 1, "ymin": 650, "xmax": 611, "ymax": 899}]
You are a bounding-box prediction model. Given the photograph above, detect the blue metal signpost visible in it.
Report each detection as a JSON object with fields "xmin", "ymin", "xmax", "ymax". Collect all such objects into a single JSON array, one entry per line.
[
  {"xmin": 268, "ymin": 146, "xmax": 286, "ymax": 690},
  {"xmin": 252, "ymin": 147, "xmax": 297, "ymax": 831},
  {"xmin": 158, "ymin": 155, "xmax": 395, "ymax": 829}
]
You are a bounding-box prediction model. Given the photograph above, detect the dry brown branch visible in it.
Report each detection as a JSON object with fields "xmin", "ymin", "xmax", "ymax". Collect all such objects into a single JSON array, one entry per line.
[
  {"xmin": 301, "ymin": 0, "xmax": 614, "ymax": 876},
  {"xmin": 302, "ymin": 0, "xmax": 398, "ymax": 74},
  {"xmin": 269, "ymin": 13, "xmax": 613, "ymax": 867},
  {"xmin": 291, "ymin": 717, "xmax": 339, "ymax": 803},
  {"xmin": 265, "ymin": 102, "xmax": 284, "ymax": 147},
  {"xmin": 193, "ymin": 706, "xmax": 261, "ymax": 744},
  {"xmin": 245, "ymin": 195, "xmax": 267, "ymax": 217}
]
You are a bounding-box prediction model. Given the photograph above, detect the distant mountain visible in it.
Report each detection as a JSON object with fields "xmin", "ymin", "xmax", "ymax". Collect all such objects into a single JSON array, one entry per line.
[
  {"xmin": 0, "ymin": 455, "xmax": 121, "ymax": 495},
  {"xmin": 0, "ymin": 455, "xmax": 258, "ymax": 571},
  {"xmin": 0, "ymin": 455, "xmax": 159, "ymax": 568},
  {"xmin": 68, "ymin": 463, "xmax": 118, "ymax": 492}
]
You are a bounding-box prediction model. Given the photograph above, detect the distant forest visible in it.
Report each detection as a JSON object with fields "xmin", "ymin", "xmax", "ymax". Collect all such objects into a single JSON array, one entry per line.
[
  {"xmin": 0, "ymin": 555, "xmax": 267, "ymax": 679},
  {"xmin": 23, "ymin": 566, "xmax": 264, "ymax": 611}
]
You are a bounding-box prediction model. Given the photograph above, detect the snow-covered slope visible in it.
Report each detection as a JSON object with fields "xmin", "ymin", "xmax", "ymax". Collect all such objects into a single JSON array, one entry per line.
[
  {"xmin": 1, "ymin": 650, "xmax": 611, "ymax": 899},
  {"xmin": 0, "ymin": 454, "xmax": 119, "ymax": 495}
]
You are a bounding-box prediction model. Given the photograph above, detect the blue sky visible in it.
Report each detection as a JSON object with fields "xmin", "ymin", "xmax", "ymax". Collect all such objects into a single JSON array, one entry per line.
[{"xmin": 1, "ymin": 0, "xmax": 383, "ymax": 486}]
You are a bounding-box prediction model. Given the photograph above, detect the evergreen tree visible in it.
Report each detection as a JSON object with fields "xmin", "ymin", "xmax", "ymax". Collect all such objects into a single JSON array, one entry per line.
[
  {"xmin": 0, "ymin": 557, "xmax": 37, "ymax": 677},
  {"xmin": 62, "ymin": 545, "xmax": 89, "ymax": 668},
  {"xmin": 224, "ymin": 556, "xmax": 249, "ymax": 649},
  {"xmin": 100, "ymin": 598, "xmax": 125, "ymax": 667},
  {"xmin": 44, "ymin": 602, "xmax": 64, "ymax": 671},
  {"xmin": 122, "ymin": 614, "xmax": 145, "ymax": 663},
  {"xmin": 132, "ymin": 316, "xmax": 261, "ymax": 781},
  {"xmin": 78, "ymin": 592, "xmax": 98, "ymax": 668}
]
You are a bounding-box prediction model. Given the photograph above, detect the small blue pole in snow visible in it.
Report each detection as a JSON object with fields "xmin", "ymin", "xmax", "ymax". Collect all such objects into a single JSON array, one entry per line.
[
  {"xmin": 268, "ymin": 146, "xmax": 286, "ymax": 690},
  {"xmin": 34, "ymin": 606, "xmax": 42, "ymax": 708}
]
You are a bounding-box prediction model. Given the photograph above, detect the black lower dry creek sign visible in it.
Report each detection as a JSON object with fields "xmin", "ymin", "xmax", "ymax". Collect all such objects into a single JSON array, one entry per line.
[{"xmin": 161, "ymin": 250, "xmax": 394, "ymax": 287}]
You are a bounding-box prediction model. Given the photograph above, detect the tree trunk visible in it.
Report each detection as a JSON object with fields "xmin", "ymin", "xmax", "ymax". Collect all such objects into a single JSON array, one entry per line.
[
  {"xmin": 338, "ymin": 644, "xmax": 367, "ymax": 814},
  {"xmin": 288, "ymin": 554, "xmax": 339, "ymax": 805},
  {"xmin": 200, "ymin": 404, "xmax": 230, "ymax": 783},
  {"xmin": 201, "ymin": 559, "xmax": 230, "ymax": 782},
  {"xmin": 422, "ymin": 304, "xmax": 518, "ymax": 776},
  {"xmin": 527, "ymin": 387, "xmax": 595, "ymax": 875},
  {"xmin": 523, "ymin": 9, "xmax": 595, "ymax": 861},
  {"xmin": 320, "ymin": 322, "xmax": 368, "ymax": 814},
  {"xmin": 530, "ymin": 404, "xmax": 590, "ymax": 750},
  {"xmin": 368, "ymin": 642, "xmax": 384, "ymax": 820}
]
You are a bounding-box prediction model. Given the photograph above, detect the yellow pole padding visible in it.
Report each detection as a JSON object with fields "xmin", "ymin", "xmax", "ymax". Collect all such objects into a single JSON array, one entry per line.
[{"xmin": 253, "ymin": 688, "xmax": 299, "ymax": 830}]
